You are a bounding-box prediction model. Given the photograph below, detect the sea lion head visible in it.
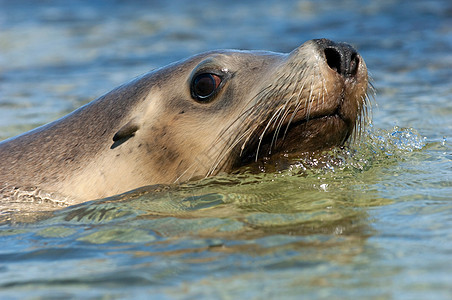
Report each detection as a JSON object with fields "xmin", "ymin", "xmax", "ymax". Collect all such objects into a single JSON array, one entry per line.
[
  {"xmin": 114, "ymin": 38, "xmax": 370, "ymax": 184},
  {"xmin": 0, "ymin": 39, "xmax": 371, "ymax": 203}
]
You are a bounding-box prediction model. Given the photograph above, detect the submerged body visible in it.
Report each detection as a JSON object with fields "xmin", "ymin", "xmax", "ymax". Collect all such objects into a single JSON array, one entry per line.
[{"xmin": 0, "ymin": 39, "xmax": 369, "ymax": 205}]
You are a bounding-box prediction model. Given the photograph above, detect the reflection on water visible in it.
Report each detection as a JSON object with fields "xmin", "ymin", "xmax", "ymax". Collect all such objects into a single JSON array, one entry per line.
[{"xmin": 0, "ymin": 0, "xmax": 451, "ymax": 299}]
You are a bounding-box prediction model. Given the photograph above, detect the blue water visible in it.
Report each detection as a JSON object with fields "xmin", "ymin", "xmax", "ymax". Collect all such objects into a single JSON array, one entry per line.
[{"xmin": 0, "ymin": 0, "xmax": 451, "ymax": 299}]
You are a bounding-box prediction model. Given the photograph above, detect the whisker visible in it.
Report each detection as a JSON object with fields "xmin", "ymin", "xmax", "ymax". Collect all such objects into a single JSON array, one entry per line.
[
  {"xmin": 282, "ymin": 75, "xmax": 309, "ymax": 138},
  {"xmin": 207, "ymin": 127, "xmax": 255, "ymax": 176},
  {"xmin": 174, "ymin": 161, "xmax": 197, "ymax": 184},
  {"xmin": 270, "ymin": 93, "xmax": 297, "ymax": 150},
  {"xmin": 255, "ymin": 105, "xmax": 285, "ymax": 160}
]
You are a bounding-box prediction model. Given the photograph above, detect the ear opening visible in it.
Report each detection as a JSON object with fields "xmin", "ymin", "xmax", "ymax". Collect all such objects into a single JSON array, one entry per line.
[{"xmin": 111, "ymin": 119, "xmax": 140, "ymax": 149}]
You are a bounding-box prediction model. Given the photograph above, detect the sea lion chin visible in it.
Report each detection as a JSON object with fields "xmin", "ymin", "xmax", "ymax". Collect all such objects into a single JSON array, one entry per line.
[{"xmin": 0, "ymin": 39, "xmax": 370, "ymax": 204}]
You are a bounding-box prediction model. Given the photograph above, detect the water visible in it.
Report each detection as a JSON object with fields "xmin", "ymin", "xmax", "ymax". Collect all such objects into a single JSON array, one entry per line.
[{"xmin": 0, "ymin": 0, "xmax": 451, "ymax": 299}]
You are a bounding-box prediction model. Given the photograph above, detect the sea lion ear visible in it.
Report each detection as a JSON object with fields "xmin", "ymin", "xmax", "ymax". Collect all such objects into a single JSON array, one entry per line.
[{"xmin": 111, "ymin": 119, "xmax": 140, "ymax": 149}]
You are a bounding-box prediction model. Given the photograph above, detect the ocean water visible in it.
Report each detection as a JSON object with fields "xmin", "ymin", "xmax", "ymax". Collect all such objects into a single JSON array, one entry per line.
[{"xmin": 0, "ymin": 0, "xmax": 451, "ymax": 299}]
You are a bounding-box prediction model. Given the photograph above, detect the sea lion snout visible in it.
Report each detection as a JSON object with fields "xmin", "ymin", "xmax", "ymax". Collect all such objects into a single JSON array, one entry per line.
[
  {"xmin": 235, "ymin": 39, "xmax": 370, "ymax": 163},
  {"xmin": 313, "ymin": 38, "xmax": 360, "ymax": 78}
]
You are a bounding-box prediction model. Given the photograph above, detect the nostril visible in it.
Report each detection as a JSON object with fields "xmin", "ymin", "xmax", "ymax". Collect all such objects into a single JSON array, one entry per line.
[
  {"xmin": 324, "ymin": 47, "xmax": 342, "ymax": 75},
  {"xmin": 349, "ymin": 53, "xmax": 359, "ymax": 76},
  {"xmin": 321, "ymin": 41, "xmax": 360, "ymax": 78}
]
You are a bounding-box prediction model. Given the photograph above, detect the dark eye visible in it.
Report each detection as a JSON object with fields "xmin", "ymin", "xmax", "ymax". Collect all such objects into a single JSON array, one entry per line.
[{"xmin": 191, "ymin": 73, "xmax": 222, "ymax": 101}]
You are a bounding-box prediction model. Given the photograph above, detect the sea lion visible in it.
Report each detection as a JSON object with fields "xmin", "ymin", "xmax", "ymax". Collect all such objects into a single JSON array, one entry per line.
[{"xmin": 0, "ymin": 39, "xmax": 370, "ymax": 205}]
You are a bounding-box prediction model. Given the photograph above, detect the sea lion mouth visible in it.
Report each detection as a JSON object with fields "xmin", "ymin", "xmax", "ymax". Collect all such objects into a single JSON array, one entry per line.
[{"xmin": 238, "ymin": 108, "xmax": 353, "ymax": 166}]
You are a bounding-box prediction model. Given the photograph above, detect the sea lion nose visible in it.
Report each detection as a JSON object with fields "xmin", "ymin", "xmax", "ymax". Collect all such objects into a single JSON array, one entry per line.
[{"xmin": 314, "ymin": 38, "xmax": 359, "ymax": 78}]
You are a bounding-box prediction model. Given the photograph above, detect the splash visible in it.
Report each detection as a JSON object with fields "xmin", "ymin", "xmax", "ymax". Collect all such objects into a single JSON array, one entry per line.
[{"xmin": 269, "ymin": 125, "xmax": 427, "ymax": 178}]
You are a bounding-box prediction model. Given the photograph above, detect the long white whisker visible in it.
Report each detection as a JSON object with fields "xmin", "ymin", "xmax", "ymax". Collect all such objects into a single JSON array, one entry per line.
[
  {"xmin": 207, "ymin": 127, "xmax": 256, "ymax": 175},
  {"xmin": 271, "ymin": 70, "xmax": 308, "ymax": 147},
  {"xmin": 255, "ymin": 105, "xmax": 285, "ymax": 160}
]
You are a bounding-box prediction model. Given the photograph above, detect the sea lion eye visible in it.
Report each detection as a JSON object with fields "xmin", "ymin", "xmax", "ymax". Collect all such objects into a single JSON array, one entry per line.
[{"xmin": 191, "ymin": 73, "xmax": 222, "ymax": 101}]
